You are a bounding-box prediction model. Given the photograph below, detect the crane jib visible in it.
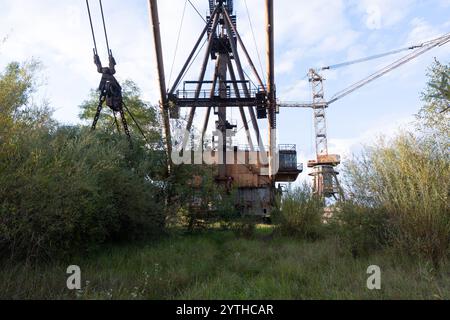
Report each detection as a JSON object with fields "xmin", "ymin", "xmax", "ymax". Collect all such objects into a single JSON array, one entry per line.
[
  {"xmin": 328, "ymin": 33, "xmax": 450, "ymax": 104},
  {"xmin": 320, "ymin": 32, "xmax": 450, "ymax": 72}
]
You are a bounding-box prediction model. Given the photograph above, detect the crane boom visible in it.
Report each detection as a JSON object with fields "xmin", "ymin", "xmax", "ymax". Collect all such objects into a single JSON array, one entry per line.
[
  {"xmin": 328, "ymin": 32, "xmax": 450, "ymax": 104},
  {"xmin": 278, "ymin": 102, "xmax": 325, "ymax": 108},
  {"xmin": 320, "ymin": 45, "xmax": 422, "ymax": 71},
  {"xmin": 278, "ymin": 32, "xmax": 450, "ymax": 109}
]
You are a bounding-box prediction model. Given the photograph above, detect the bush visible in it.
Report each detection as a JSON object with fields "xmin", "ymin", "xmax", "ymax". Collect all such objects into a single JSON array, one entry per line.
[
  {"xmin": 0, "ymin": 126, "xmax": 165, "ymax": 262},
  {"xmin": 338, "ymin": 61, "xmax": 450, "ymax": 265},
  {"xmin": 331, "ymin": 202, "xmax": 389, "ymax": 258},
  {"xmin": 274, "ymin": 183, "xmax": 325, "ymax": 240},
  {"xmin": 227, "ymin": 218, "xmax": 257, "ymax": 239},
  {"xmin": 342, "ymin": 133, "xmax": 450, "ymax": 265}
]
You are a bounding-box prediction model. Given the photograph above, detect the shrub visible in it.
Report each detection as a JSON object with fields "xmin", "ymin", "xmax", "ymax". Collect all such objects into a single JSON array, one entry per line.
[
  {"xmin": 0, "ymin": 61, "xmax": 167, "ymax": 262},
  {"xmin": 342, "ymin": 133, "xmax": 450, "ymax": 265},
  {"xmin": 331, "ymin": 202, "xmax": 389, "ymax": 258},
  {"xmin": 0, "ymin": 126, "xmax": 165, "ymax": 262},
  {"xmin": 339, "ymin": 61, "xmax": 450, "ymax": 265},
  {"xmin": 274, "ymin": 183, "xmax": 325, "ymax": 240},
  {"xmin": 228, "ymin": 217, "xmax": 257, "ymax": 239}
]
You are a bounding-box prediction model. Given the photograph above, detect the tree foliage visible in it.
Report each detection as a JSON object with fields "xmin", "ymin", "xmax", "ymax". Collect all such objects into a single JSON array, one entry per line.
[
  {"xmin": 0, "ymin": 61, "xmax": 54, "ymax": 139},
  {"xmin": 0, "ymin": 62, "xmax": 167, "ymax": 262},
  {"xmin": 339, "ymin": 62, "xmax": 450, "ymax": 265},
  {"xmin": 417, "ymin": 59, "xmax": 449, "ymax": 137},
  {"xmin": 273, "ymin": 183, "xmax": 325, "ymax": 240},
  {"xmin": 79, "ymin": 79, "xmax": 162, "ymax": 146}
]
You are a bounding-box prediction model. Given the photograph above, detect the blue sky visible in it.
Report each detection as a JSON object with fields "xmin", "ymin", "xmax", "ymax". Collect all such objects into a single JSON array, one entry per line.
[{"xmin": 1, "ymin": 0, "xmax": 449, "ymax": 171}]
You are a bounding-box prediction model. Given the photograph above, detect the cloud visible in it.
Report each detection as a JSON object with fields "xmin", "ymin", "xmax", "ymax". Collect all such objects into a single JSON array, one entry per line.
[
  {"xmin": 365, "ymin": 5, "xmax": 382, "ymax": 30},
  {"xmin": 406, "ymin": 18, "xmax": 445, "ymax": 44},
  {"xmin": 353, "ymin": 0, "xmax": 415, "ymax": 30},
  {"xmin": 328, "ymin": 114, "xmax": 416, "ymax": 160},
  {"xmin": 234, "ymin": 0, "xmax": 360, "ymax": 81},
  {"xmin": 0, "ymin": 0, "xmax": 211, "ymax": 123}
]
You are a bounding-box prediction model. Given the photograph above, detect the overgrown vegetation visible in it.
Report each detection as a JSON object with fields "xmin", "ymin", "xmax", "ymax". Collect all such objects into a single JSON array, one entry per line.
[
  {"xmin": 334, "ymin": 60, "xmax": 450, "ymax": 265},
  {"xmin": 1, "ymin": 230, "xmax": 449, "ymax": 300},
  {"xmin": 0, "ymin": 60, "xmax": 246, "ymax": 262},
  {"xmin": 0, "ymin": 61, "xmax": 167, "ymax": 262},
  {"xmin": 340, "ymin": 133, "xmax": 449, "ymax": 265},
  {"xmin": 0, "ymin": 57, "xmax": 448, "ymax": 299},
  {"xmin": 273, "ymin": 183, "xmax": 324, "ymax": 240},
  {"xmin": 273, "ymin": 60, "xmax": 449, "ymax": 266}
]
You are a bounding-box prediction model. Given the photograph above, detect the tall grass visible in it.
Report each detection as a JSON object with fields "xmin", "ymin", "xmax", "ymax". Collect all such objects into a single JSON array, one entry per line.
[
  {"xmin": 331, "ymin": 202, "xmax": 389, "ymax": 258},
  {"xmin": 274, "ymin": 183, "xmax": 325, "ymax": 240},
  {"xmin": 342, "ymin": 132, "xmax": 450, "ymax": 265},
  {"xmin": 1, "ymin": 231, "xmax": 449, "ymax": 300}
]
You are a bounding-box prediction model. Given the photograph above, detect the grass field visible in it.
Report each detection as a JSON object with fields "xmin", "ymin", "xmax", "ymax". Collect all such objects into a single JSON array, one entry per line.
[{"xmin": 1, "ymin": 227, "xmax": 449, "ymax": 300}]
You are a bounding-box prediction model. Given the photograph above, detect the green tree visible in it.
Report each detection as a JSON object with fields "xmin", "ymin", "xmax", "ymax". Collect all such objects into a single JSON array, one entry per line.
[
  {"xmin": 1, "ymin": 60, "xmax": 44, "ymax": 123},
  {"xmin": 0, "ymin": 62, "xmax": 167, "ymax": 261},
  {"xmin": 0, "ymin": 62, "xmax": 35, "ymax": 114},
  {"xmin": 340, "ymin": 61, "xmax": 450, "ymax": 264},
  {"xmin": 417, "ymin": 59, "xmax": 449, "ymax": 136},
  {"xmin": 0, "ymin": 60, "xmax": 54, "ymax": 157}
]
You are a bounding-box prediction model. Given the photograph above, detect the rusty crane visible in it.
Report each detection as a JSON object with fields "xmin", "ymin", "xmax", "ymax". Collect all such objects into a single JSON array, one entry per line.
[
  {"xmin": 148, "ymin": 0, "xmax": 302, "ymax": 217},
  {"xmin": 147, "ymin": 0, "xmax": 448, "ymax": 208}
]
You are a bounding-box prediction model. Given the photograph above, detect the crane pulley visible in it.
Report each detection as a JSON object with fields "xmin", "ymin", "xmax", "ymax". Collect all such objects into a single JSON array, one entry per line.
[{"xmin": 85, "ymin": 0, "xmax": 151, "ymax": 147}]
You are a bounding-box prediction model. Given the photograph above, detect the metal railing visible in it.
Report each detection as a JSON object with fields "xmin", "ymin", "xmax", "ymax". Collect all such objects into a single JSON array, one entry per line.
[
  {"xmin": 278, "ymin": 144, "xmax": 297, "ymax": 152},
  {"xmin": 177, "ymin": 88, "xmax": 263, "ymax": 100}
]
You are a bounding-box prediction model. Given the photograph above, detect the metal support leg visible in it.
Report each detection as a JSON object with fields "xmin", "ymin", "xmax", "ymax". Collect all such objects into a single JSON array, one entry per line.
[
  {"xmin": 202, "ymin": 61, "xmax": 220, "ymax": 147},
  {"xmin": 226, "ymin": 56, "xmax": 254, "ymax": 150},
  {"xmin": 92, "ymin": 95, "xmax": 105, "ymax": 130},
  {"xmin": 224, "ymin": 10, "xmax": 265, "ymax": 89},
  {"xmin": 223, "ymin": 15, "xmax": 263, "ymax": 152},
  {"xmin": 182, "ymin": 9, "xmax": 221, "ymax": 152},
  {"xmin": 169, "ymin": 7, "xmax": 219, "ymax": 95}
]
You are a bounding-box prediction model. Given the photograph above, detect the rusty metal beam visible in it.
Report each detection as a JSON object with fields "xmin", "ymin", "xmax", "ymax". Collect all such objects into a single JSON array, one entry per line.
[
  {"xmin": 182, "ymin": 9, "xmax": 221, "ymax": 151},
  {"xmin": 202, "ymin": 59, "xmax": 220, "ymax": 142},
  {"xmin": 223, "ymin": 9, "xmax": 265, "ymax": 90},
  {"xmin": 266, "ymin": 0, "xmax": 275, "ymax": 98},
  {"xmin": 266, "ymin": 0, "xmax": 275, "ymax": 180},
  {"xmin": 148, "ymin": 0, "xmax": 172, "ymax": 173},
  {"xmin": 226, "ymin": 56, "xmax": 254, "ymax": 150},
  {"xmin": 169, "ymin": 7, "xmax": 219, "ymax": 95},
  {"xmin": 222, "ymin": 12, "xmax": 264, "ymax": 153},
  {"xmin": 173, "ymin": 98, "xmax": 260, "ymax": 108}
]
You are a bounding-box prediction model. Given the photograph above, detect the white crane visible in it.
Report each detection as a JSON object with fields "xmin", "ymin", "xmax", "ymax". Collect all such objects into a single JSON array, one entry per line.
[{"xmin": 280, "ymin": 32, "xmax": 450, "ymax": 199}]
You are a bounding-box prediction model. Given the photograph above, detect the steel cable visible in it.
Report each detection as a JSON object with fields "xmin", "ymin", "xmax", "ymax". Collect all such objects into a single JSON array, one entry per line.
[
  {"xmin": 168, "ymin": 0, "xmax": 188, "ymax": 90},
  {"xmin": 99, "ymin": 0, "xmax": 111, "ymax": 55},
  {"xmin": 85, "ymin": 0, "xmax": 98, "ymax": 54}
]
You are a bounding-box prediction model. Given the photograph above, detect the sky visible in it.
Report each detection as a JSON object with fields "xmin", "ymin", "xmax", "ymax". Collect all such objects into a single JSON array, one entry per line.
[{"xmin": 0, "ymin": 0, "xmax": 449, "ymax": 175}]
